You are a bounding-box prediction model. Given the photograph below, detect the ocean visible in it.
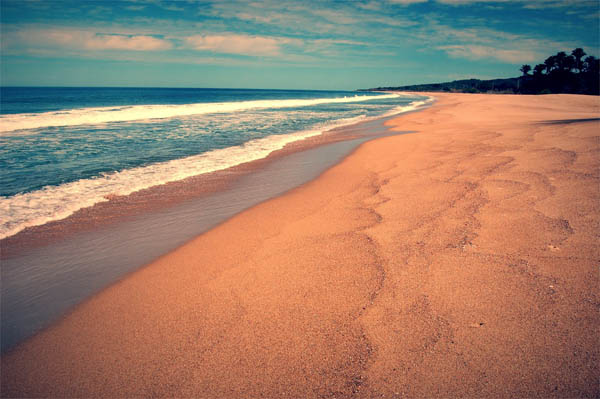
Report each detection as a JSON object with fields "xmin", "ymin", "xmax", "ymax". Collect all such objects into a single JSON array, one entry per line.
[
  {"xmin": 0, "ymin": 87, "xmax": 429, "ymax": 239},
  {"xmin": 0, "ymin": 87, "xmax": 430, "ymax": 352}
]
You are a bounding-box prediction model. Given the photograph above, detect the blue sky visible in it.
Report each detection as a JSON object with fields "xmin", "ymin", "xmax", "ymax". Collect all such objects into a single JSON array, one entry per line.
[{"xmin": 1, "ymin": 0, "xmax": 598, "ymax": 90}]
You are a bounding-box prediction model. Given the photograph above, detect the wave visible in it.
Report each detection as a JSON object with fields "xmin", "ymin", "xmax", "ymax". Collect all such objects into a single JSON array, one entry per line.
[
  {"xmin": 379, "ymin": 97, "xmax": 434, "ymax": 117},
  {"xmin": 0, "ymin": 115, "xmax": 359, "ymax": 239},
  {"xmin": 0, "ymin": 98, "xmax": 431, "ymax": 239},
  {"xmin": 0, "ymin": 93, "xmax": 400, "ymax": 133}
]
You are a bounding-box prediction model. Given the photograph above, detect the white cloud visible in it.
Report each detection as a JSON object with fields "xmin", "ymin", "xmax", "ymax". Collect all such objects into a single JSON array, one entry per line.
[
  {"xmin": 125, "ymin": 5, "xmax": 146, "ymax": 11},
  {"xmin": 310, "ymin": 8, "xmax": 360, "ymax": 24},
  {"xmin": 357, "ymin": 1, "xmax": 382, "ymax": 10},
  {"xmin": 161, "ymin": 4, "xmax": 185, "ymax": 12},
  {"xmin": 436, "ymin": 0, "xmax": 595, "ymax": 6},
  {"xmin": 437, "ymin": 44, "xmax": 539, "ymax": 63},
  {"xmin": 3, "ymin": 0, "xmax": 594, "ymax": 70},
  {"xmin": 386, "ymin": 0, "xmax": 429, "ymax": 4},
  {"xmin": 235, "ymin": 12, "xmax": 275, "ymax": 24},
  {"xmin": 436, "ymin": 0, "xmax": 509, "ymax": 3},
  {"xmin": 184, "ymin": 34, "xmax": 288, "ymax": 56},
  {"xmin": 10, "ymin": 28, "xmax": 172, "ymax": 51},
  {"xmin": 85, "ymin": 34, "xmax": 172, "ymax": 51},
  {"xmin": 370, "ymin": 15, "xmax": 419, "ymax": 27},
  {"xmin": 414, "ymin": 20, "xmax": 583, "ymax": 64}
]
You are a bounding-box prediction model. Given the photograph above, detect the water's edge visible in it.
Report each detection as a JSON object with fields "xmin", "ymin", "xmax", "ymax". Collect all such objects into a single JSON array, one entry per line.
[{"xmin": 0, "ymin": 112, "xmax": 416, "ymax": 353}]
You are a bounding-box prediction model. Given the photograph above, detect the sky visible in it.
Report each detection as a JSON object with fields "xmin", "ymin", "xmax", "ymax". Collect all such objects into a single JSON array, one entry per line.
[{"xmin": 1, "ymin": 0, "xmax": 599, "ymax": 90}]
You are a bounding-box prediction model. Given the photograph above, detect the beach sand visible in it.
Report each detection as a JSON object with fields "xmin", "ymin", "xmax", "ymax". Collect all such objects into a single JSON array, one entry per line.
[{"xmin": 2, "ymin": 93, "xmax": 598, "ymax": 398}]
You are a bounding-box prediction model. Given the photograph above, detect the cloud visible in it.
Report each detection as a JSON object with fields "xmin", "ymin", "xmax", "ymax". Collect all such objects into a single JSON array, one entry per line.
[
  {"xmin": 85, "ymin": 34, "xmax": 172, "ymax": 51},
  {"xmin": 309, "ymin": 8, "xmax": 360, "ymax": 24},
  {"xmin": 356, "ymin": 1, "xmax": 382, "ymax": 10},
  {"xmin": 370, "ymin": 15, "xmax": 419, "ymax": 27},
  {"xmin": 211, "ymin": 3, "xmax": 358, "ymax": 37},
  {"xmin": 161, "ymin": 4, "xmax": 185, "ymax": 12},
  {"xmin": 437, "ymin": 44, "xmax": 539, "ymax": 63},
  {"xmin": 436, "ymin": 0, "xmax": 596, "ymax": 7},
  {"xmin": 223, "ymin": 1, "xmax": 418, "ymax": 39},
  {"xmin": 436, "ymin": 0, "xmax": 509, "ymax": 3},
  {"xmin": 3, "ymin": 0, "xmax": 595, "ymax": 71},
  {"xmin": 184, "ymin": 34, "xmax": 289, "ymax": 56},
  {"xmin": 10, "ymin": 28, "xmax": 172, "ymax": 51},
  {"xmin": 415, "ymin": 20, "xmax": 582, "ymax": 64},
  {"xmin": 235, "ymin": 12, "xmax": 275, "ymax": 24},
  {"xmin": 387, "ymin": 0, "xmax": 429, "ymax": 4},
  {"xmin": 522, "ymin": 0, "xmax": 597, "ymax": 8},
  {"xmin": 125, "ymin": 5, "xmax": 146, "ymax": 11}
]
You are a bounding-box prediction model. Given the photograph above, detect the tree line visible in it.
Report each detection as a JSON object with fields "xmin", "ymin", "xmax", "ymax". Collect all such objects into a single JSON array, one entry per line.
[
  {"xmin": 519, "ymin": 48, "xmax": 599, "ymax": 95},
  {"xmin": 364, "ymin": 48, "xmax": 599, "ymax": 95}
]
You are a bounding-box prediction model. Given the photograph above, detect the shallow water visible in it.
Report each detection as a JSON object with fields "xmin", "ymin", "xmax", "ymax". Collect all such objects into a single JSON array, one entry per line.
[
  {"xmin": 1, "ymin": 115, "xmax": 409, "ymax": 352},
  {"xmin": 1, "ymin": 87, "xmax": 427, "ymax": 239}
]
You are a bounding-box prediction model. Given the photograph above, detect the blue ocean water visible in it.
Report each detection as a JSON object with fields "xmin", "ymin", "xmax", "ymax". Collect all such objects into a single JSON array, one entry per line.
[{"xmin": 0, "ymin": 87, "xmax": 430, "ymax": 238}]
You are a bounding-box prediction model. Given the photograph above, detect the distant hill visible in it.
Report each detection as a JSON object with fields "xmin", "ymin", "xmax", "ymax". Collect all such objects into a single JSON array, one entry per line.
[
  {"xmin": 363, "ymin": 48, "xmax": 599, "ymax": 95},
  {"xmin": 362, "ymin": 77, "xmax": 520, "ymax": 94}
]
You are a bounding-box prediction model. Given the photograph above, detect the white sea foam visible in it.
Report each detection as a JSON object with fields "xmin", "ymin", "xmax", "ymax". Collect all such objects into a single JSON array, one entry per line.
[
  {"xmin": 0, "ymin": 98, "xmax": 431, "ymax": 239},
  {"xmin": 378, "ymin": 96, "xmax": 434, "ymax": 118},
  {"xmin": 0, "ymin": 116, "xmax": 356, "ymax": 239},
  {"xmin": 0, "ymin": 93, "xmax": 400, "ymax": 133}
]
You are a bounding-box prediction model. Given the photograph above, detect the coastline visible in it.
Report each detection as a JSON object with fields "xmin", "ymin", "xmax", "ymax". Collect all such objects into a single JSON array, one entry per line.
[
  {"xmin": 0, "ymin": 93, "xmax": 428, "ymax": 242},
  {"xmin": 2, "ymin": 93, "xmax": 599, "ymax": 397},
  {"xmin": 0, "ymin": 111, "xmax": 416, "ymax": 353}
]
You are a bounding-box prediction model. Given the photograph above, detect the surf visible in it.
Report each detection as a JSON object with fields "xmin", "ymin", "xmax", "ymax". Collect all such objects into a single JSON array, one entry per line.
[
  {"xmin": 0, "ymin": 93, "xmax": 401, "ymax": 133},
  {"xmin": 0, "ymin": 94, "xmax": 431, "ymax": 240}
]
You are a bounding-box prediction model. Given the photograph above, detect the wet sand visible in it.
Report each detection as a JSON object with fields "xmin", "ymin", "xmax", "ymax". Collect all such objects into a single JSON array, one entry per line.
[
  {"xmin": 2, "ymin": 93, "xmax": 599, "ymax": 398},
  {"xmin": 0, "ymin": 116, "xmax": 403, "ymax": 353}
]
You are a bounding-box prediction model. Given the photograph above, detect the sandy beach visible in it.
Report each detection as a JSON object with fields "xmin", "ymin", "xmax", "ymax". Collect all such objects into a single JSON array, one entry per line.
[{"xmin": 2, "ymin": 93, "xmax": 598, "ymax": 398}]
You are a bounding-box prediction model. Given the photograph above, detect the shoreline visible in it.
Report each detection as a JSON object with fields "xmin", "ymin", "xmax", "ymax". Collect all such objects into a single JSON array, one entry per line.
[
  {"xmin": 2, "ymin": 93, "xmax": 598, "ymax": 397},
  {"xmin": 0, "ymin": 111, "xmax": 417, "ymax": 353},
  {"xmin": 1, "ymin": 98, "xmax": 430, "ymax": 249},
  {"xmin": 0, "ymin": 94, "xmax": 430, "ymax": 242}
]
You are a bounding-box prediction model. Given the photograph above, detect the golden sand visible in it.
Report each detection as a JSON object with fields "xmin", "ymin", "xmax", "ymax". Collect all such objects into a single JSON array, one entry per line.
[{"xmin": 2, "ymin": 93, "xmax": 598, "ymax": 398}]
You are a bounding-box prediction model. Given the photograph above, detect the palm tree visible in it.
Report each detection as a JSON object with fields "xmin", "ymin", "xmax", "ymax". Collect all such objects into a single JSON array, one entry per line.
[
  {"xmin": 555, "ymin": 51, "xmax": 568, "ymax": 71},
  {"xmin": 544, "ymin": 55, "xmax": 557, "ymax": 74},
  {"xmin": 564, "ymin": 56, "xmax": 576, "ymax": 73},
  {"xmin": 533, "ymin": 64, "xmax": 545, "ymax": 76},
  {"xmin": 583, "ymin": 55, "xmax": 599, "ymax": 74},
  {"xmin": 571, "ymin": 48, "xmax": 586, "ymax": 72},
  {"xmin": 582, "ymin": 55, "xmax": 599, "ymax": 95},
  {"xmin": 520, "ymin": 64, "xmax": 531, "ymax": 76}
]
